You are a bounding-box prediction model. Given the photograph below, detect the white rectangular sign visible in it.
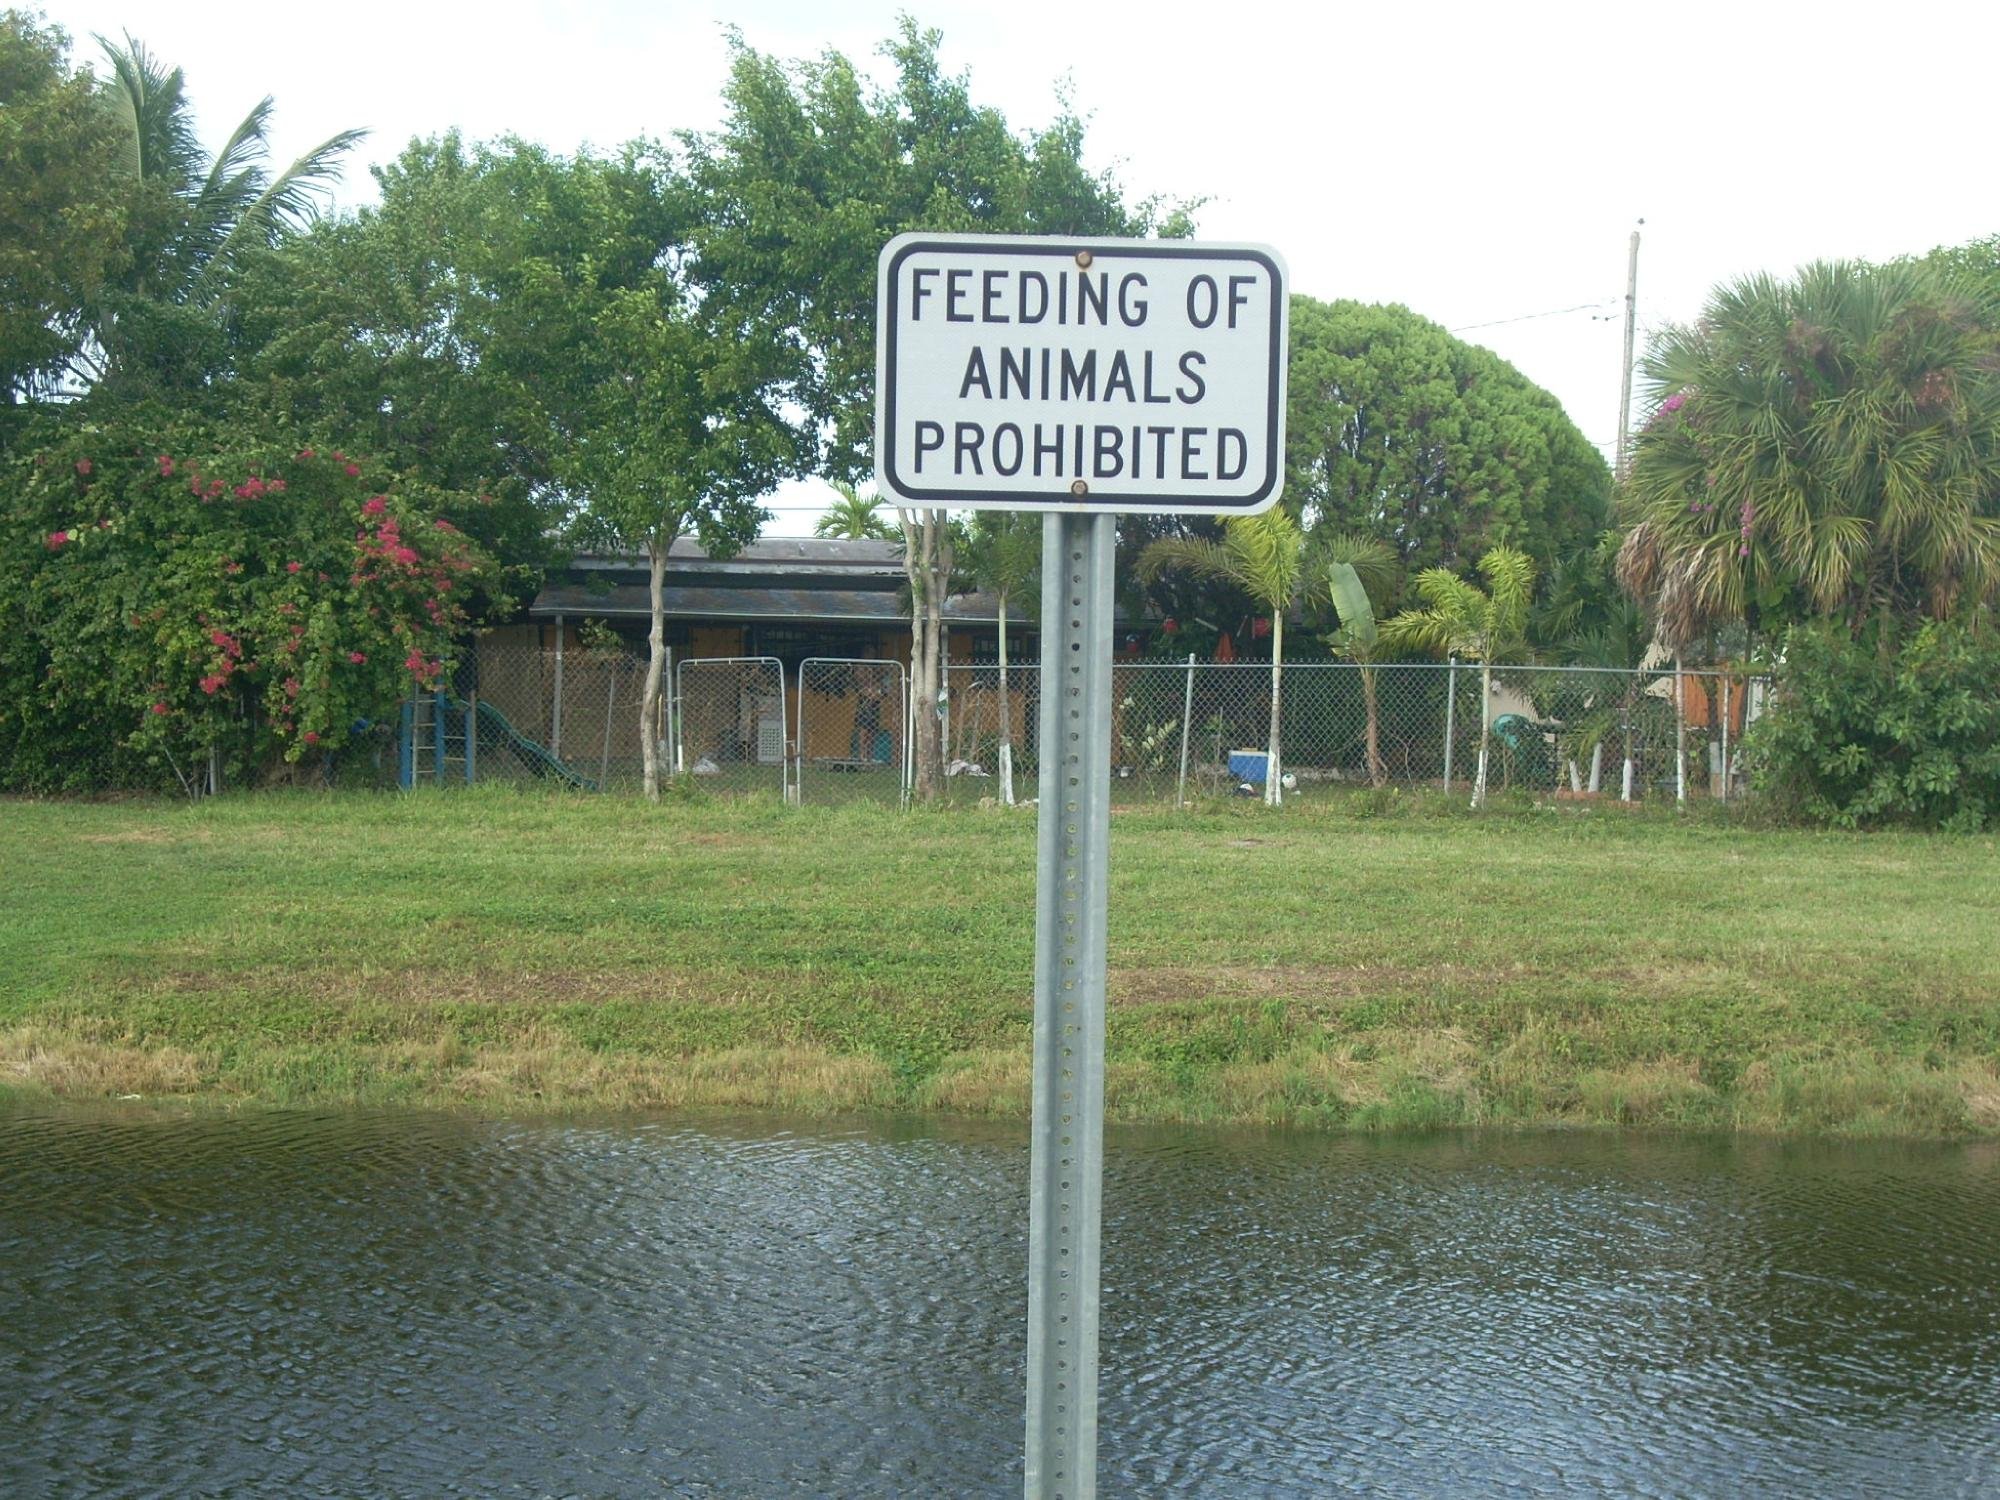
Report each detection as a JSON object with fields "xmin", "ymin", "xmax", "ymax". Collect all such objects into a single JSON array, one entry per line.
[{"xmin": 875, "ymin": 234, "xmax": 1287, "ymax": 515}]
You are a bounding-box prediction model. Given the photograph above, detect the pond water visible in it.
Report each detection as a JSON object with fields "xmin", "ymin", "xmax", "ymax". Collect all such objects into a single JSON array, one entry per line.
[{"xmin": 3, "ymin": 1104, "xmax": 1997, "ymax": 1496}]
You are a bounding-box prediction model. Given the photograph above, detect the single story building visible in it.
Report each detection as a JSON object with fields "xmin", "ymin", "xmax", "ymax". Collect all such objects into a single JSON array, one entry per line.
[{"xmin": 486, "ymin": 537, "xmax": 1039, "ymax": 667}]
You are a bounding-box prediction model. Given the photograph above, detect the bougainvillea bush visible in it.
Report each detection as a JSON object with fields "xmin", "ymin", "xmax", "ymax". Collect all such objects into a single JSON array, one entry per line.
[{"xmin": 1, "ymin": 417, "xmax": 494, "ymax": 792}]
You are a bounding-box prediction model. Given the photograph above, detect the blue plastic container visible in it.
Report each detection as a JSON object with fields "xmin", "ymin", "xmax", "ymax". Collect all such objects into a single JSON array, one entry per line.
[{"xmin": 1227, "ymin": 749, "xmax": 1270, "ymax": 783}]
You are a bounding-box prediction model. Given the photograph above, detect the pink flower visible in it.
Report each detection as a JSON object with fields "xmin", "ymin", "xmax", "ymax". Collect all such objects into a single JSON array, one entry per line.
[
  {"xmin": 287, "ymin": 561, "xmax": 302, "ymax": 574},
  {"xmin": 1739, "ymin": 544, "xmax": 1751, "ymax": 557},
  {"xmin": 434, "ymin": 518, "xmax": 457, "ymax": 532},
  {"xmin": 46, "ymin": 531, "xmax": 67, "ymax": 550},
  {"xmin": 1660, "ymin": 392, "xmax": 1687, "ymax": 415},
  {"xmin": 150, "ymin": 701, "xmax": 169, "ymax": 716},
  {"xmin": 344, "ymin": 462, "xmax": 361, "ymax": 478},
  {"xmin": 303, "ymin": 731, "xmax": 320, "ymax": 746},
  {"xmin": 199, "ymin": 674, "xmax": 227, "ymax": 696},
  {"xmin": 234, "ymin": 478, "xmax": 267, "ymax": 501},
  {"xmin": 361, "ymin": 497, "xmax": 387, "ymax": 517},
  {"xmin": 297, "ymin": 447, "xmax": 316, "ymax": 460},
  {"xmin": 392, "ymin": 545, "xmax": 419, "ymax": 566},
  {"xmin": 348, "ymin": 651, "xmax": 366, "ymax": 664},
  {"xmin": 284, "ymin": 677, "xmax": 301, "ymax": 698},
  {"xmin": 75, "ymin": 458, "xmax": 92, "ymax": 476},
  {"xmin": 157, "ymin": 455, "xmax": 174, "ymax": 477}
]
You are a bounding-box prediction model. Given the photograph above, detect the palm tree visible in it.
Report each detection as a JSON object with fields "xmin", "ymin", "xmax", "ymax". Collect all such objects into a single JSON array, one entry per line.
[
  {"xmin": 1311, "ymin": 531, "xmax": 1400, "ymax": 786},
  {"xmin": 962, "ymin": 512, "xmax": 1039, "ymax": 805},
  {"xmin": 813, "ymin": 482, "xmax": 895, "ymax": 541},
  {"xmin": 1139, "ymin": 509, "xmax": 1304, "ymax": 805},
  {"xmin": 75, "ymin": 35, "xmax": 365, "ymax": 391},
  {"xmin": 1621, "ymin": 259, "xmax": 2000, "ymax": 641},
  {"xmin": 1379, "ymin": 546, "xmax": 1536, "ymax": 808}
]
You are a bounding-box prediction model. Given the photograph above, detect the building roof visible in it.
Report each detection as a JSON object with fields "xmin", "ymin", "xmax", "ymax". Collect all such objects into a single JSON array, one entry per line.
[{"xmin": 528, "ymin": 539, "xmax": 1012, "ymax": 627}]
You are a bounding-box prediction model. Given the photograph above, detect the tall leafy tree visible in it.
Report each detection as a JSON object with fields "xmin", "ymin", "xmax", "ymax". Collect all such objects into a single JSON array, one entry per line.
[
  {"xmin": 479, "ymin": 141, "xmax": 802, "ymax": 799},
  {"xmin": 78, "ymin": 34, "xmax": 364, "ymax": 397},
  {"xmin": 1140, "ymin": 509, "xmax": 1306, "ymax": 806},
  {"xmin": 962, "ymin": 510, "xmax": 1039, "ymax": 804},
  {"xmin": 1379, "ymin": 546, "xmax": 1537, "ymax": 808},
  {"xmin": 225, "ymin": 134, "xmax": 560, "ymax": 607},
  {"xmin": 687, "ymin": 20, "xmax": 1191, "ymax": 798},
  {"xmin": 1287, "ymin": 296, "xmax": 1610, "ymax": 575},
  {"xmin": 0, "ymin": 11, "xmax": 124, "ymax": 407},
  {"xmin": 1620, "ymin": 259, "xmax": 2000, "ymax": 644}
]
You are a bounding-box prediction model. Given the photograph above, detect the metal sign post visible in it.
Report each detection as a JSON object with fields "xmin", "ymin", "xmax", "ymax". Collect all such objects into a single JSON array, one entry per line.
[
  {"xmin": 874, "ymin": 233, "xmax": 1287, "ymax": 1499},
  {"xmin": 1023, "ymin": 511, "xmax": 1115, "ymax": 1498}
]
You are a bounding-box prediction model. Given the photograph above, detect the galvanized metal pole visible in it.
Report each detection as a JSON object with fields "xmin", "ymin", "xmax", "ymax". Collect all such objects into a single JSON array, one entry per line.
[
  {"xmin": 1024, "ymin": 511, "xmax": 1114, "ymax": 1500},
  {"xmin": 1441, "ymin": 658, "xmax": 1457, "ymax": 791},
  {"xmin": 552, "ymin": 613, "xmax": 566, "ymax": 759},
  {"xmin": 1720, "ymin": 673, "xmax": 1732, "ymax": 803},
  {"xmin": 1176, "ymin": 652, "xmax": 1195, "ymax": 809}
]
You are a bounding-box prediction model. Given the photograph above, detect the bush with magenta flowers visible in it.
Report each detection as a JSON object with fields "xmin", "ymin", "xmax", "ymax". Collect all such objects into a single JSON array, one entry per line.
[{"xmin": 1, "ymin": 418, "xmax": 493, "ymax": 791}]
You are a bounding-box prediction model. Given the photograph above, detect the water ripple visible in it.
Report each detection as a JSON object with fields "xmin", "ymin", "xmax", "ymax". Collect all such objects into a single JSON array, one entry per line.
[{"xmin": 2, "ymin": 1108, "xmax": 1997, "ymax": 1496}]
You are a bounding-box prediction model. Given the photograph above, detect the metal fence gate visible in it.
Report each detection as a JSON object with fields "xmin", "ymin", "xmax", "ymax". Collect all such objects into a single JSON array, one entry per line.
[
  {"xmin": 674, "ymin": 656, "xmax": 790, "ymax": 800},
  {"xmin": 793, "ymin": 658, "xmax": 909, "ymax": 806}
]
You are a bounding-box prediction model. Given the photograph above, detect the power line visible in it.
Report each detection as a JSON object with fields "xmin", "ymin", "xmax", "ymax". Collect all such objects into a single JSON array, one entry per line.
[{"xmin": 1456, "ymin": 300, "xmax": 1624, "ymax": 334}]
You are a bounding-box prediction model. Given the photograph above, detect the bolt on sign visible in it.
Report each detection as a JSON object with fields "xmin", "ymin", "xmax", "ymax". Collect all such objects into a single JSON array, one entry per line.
[{"xmin": 875, "ymin": 235, "xmax": 1288, "ymax": 515}]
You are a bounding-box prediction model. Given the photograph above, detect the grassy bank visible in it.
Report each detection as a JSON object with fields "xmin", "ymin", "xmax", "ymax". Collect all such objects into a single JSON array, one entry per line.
[{"xmin": 3, "ymin": 789, "xmax": 1997, "ymax": 1136}]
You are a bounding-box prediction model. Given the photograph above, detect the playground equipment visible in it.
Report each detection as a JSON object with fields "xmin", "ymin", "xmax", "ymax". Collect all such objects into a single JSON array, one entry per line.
[{"xmin": 399, "ymin": 689, "xmax": 594, "ymax": 790}]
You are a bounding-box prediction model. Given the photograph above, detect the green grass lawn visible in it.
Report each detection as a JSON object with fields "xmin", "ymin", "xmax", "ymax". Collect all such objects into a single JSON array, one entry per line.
[{"xmin": 3, "ymin": 787, "xmax": 1997, "ymax": 1135}]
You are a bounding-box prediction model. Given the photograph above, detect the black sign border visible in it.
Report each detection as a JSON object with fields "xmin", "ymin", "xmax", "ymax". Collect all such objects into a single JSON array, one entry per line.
[{"xmin": 879, "ymin": 239, "xmax": 1284, "ymax": 513}]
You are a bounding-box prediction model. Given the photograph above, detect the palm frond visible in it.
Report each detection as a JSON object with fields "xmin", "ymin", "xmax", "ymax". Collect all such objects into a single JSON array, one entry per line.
[{"xmin": 1136, "ymin": 536, "xmax": 1232, "ymax": 587}]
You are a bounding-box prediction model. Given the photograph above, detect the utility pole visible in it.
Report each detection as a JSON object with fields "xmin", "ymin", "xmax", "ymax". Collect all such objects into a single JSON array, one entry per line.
[{"xmin": 1614, "ymin": 221, "xmax": 1643, "ymax": 476}]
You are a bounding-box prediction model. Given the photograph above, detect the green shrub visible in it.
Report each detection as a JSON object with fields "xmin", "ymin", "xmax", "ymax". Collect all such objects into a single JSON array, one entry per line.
[{"xmin": 1748, "ymin": 620, "xmax": 2000, "ymax": 831}]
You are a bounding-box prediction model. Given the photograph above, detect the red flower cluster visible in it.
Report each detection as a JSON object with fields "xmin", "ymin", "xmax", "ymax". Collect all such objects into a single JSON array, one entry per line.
[
  {"xmin": 348, "ymin": 651, "xmax": 367, "ymax": 664},
  {"xmin": 210, "ymin": 629, "xmax": 243, "ymax": 660},
  {"xmin": 362, "ymin": 497, "xmax": 387, "ymax": 517},
  {"xmin": 157, "ymin": 455, "xmax": 174, "ymax": 477},
  {"xmin": 287, "ymin": 561, "xmax": 302, "ymax": 574},
  {"xmin": 46, "ymin": 531, "xmax": 67, "ymax": 550},
  {"xmin": 75, "ymin": 458, "xmax": 92, "ymax": 476}
]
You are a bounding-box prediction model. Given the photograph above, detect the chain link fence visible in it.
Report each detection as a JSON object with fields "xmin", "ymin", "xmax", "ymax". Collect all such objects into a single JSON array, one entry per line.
[{"xmin": 412, "ymin": 635, "xmax": 1759, "ymax": 807}]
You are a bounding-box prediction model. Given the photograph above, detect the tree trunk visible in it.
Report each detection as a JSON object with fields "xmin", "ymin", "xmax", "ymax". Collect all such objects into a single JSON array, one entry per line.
[
  {"xmin": 1471, "ymin": 658, "xmax": 1492, "ymax": 809},
  {"xmin": 900, "ymin": 508, "xmax": 951, "ymax": 802},
  {"xmin": 640, "ymin": 538, "xmax": 668, "ymax": 802},
  {"xmin": 997, "ymin": 594, "xmax": 1014, "ymax": 806},
  {"xmin": 1265, "ymin": 608, "xmax": 1283, "ymax": 807},
  {"xmin": 1361, "ymin": 662, "xmax": 1384, "ymax": 787}
]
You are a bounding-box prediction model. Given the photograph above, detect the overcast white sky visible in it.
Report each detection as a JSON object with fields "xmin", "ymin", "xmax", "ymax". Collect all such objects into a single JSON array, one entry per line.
[{"xmin": 43, "ymin": 0, "xmax": 2000, "ymax": 533}]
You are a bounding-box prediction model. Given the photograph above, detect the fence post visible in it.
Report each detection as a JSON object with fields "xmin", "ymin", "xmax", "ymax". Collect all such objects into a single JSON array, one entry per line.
[
  {"xmin": 464, "ymin": 690, "xmax": 476, "ymax": 786},
  {"xmin": 599, "ymin": 664, "xmax": 617, "ymax": 790},
  {"xmin": 1176, "ymin": 652, "xmax": 1196, "ymax": 808},
  {"xmin": 1674, "ymin": 656, "xmax": 1687, "ymax": 807},
  {"xmin": 551, "ymin": 613, "xmax": 565, "ymax": 759},
  {"xmin": 666, "ymin": 647, "xmax": 679, "ymax": 774},
  {"xmin": 1719, "ymin": 672, "xmax": 1732, "ymax": 803},
  {"xmin": 1441, "ymin": 658, "xmax": 1457, "ymax": 791}
]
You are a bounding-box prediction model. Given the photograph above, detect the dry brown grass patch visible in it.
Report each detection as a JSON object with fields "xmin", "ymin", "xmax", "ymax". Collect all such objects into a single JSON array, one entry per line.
[{"xmin": 0, "ymin": 1026, "xmax": 205, "ymax": 1097}]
